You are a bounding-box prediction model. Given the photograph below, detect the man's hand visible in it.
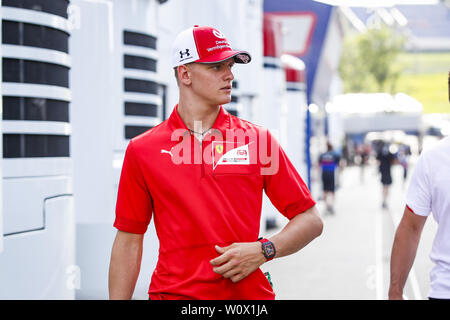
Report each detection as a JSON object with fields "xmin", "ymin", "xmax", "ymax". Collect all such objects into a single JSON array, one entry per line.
[
  {"xmin": 210, "ymin": 205, "xmax": 323, "ymax": 284},
  {"xmin": 210, "ymin": 242, "xmax": 266, "ymax": 283}
]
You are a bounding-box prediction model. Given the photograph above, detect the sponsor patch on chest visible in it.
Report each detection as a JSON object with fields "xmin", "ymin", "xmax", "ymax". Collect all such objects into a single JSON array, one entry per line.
[{"xmin": 212, "ymin": 142, "xmax": 251, "ymax": 170}]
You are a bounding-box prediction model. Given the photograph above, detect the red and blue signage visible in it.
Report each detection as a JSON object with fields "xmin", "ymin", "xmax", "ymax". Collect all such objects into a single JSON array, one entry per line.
[{"xmin": 264, "ymin": 0, "xmax": 333, "ymax": 105}]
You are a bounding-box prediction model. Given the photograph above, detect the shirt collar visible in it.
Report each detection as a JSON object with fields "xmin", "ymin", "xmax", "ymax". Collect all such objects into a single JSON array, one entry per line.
[{"xmin": 168, "ymin": 104, "xmax": 231, "ymax": 139}]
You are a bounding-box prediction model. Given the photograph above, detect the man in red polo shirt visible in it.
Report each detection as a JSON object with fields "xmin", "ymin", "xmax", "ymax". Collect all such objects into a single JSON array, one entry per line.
[{"xmin": 108, "ymin": 25, "xmax": 323, "ymax": 300}]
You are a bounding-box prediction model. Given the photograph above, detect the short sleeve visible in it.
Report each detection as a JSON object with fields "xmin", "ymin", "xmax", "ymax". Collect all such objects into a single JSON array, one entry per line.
[
  {"xmin": 114, "ymin": 140, "xmax": 153, "ymax": 234},
  {"xmin": 262, "ymin": 130, "xmax": 316, "ymax": 220},
  {"xmin": 405, "ymin": 153, "xmax": 431, "ymax": 217}
]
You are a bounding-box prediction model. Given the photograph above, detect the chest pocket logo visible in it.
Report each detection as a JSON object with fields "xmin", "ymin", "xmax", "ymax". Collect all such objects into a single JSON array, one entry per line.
[{"xmin": 212, "ymin": 142, "xmax": 252, "ymax": 170}]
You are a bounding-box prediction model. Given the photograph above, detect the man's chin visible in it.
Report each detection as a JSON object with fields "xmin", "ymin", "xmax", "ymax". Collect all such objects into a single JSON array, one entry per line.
[
  {"xmin": 217, "ymin": 96, "xmax": 232, "ymax": 105},
  {"xmin": 206, "ymin": 94, "xmax": 231, "ymax": 107}
]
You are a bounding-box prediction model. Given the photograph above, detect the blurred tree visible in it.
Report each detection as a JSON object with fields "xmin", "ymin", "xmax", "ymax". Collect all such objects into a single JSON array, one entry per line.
[
  {"xmin": 339, "ymin": 26, "xmax": 406, "ymax": 93},
  {"xmin": 339, "ymin": 36, "xmax": 374, "ymax": 92}
]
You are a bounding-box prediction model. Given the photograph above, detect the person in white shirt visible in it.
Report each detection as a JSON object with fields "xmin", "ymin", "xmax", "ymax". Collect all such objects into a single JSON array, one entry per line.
[{"xmin": 389, "ymin": 73, "xmax": 450, "ymax": 300}]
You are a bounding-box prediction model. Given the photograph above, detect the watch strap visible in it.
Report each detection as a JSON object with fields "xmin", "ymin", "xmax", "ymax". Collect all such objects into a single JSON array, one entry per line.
[{"xmin": 258, "ymin": 237, "xmax": 276, "ymax": 261}]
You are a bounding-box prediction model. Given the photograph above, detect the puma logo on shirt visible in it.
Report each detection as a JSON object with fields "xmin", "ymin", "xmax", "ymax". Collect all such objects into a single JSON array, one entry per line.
[{"xmin": 161, "ymin": 148, "xmax": 174, "ymax": 159}]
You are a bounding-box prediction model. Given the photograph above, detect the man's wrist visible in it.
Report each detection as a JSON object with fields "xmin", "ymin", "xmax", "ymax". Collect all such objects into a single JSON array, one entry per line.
[
  {"xmin": 388, "ymin": 286, "xmax": 404, "ymax": 299},
  {"xmin": 258, "ymin": 238, "xmax": 276, "ymax": 261},
  {"xmin": 253, "ymin": 241, "xmax": 267, "ymax": 263}
]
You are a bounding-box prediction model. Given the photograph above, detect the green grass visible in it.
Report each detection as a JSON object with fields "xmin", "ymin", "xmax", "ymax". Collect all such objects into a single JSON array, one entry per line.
[
  {"xmin": 395, "ymin": 52, "xmax": 450, "ymax": 114},
  {"xmin": 396, "ymin": 72, "xmax": 449, "ymax": 114},
  {"xmin": 338, "ymin": 51, "xmax": 449, "ymax": 113}
]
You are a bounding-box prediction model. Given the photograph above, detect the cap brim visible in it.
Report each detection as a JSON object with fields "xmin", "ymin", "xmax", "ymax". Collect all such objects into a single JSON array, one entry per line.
[{"xmin": 197, "ymin": 50, "xmax": 251, "ymax": 64}]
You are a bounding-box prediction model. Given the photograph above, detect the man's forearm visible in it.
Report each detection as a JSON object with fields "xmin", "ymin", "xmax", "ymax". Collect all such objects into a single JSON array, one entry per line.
[
  {"xmin": 269, "ymin": 205, "xmax": 323, "ymax": 259},
  {"xmin": 389, "ymin": 222, "xmax": 421, "ymax": 299},
  {"xmin": 389, "ymin": 206, "xmax": 427, "ymax": 299},
  {"xmin": 108, "ymin": 231, "xmax": 143, "ymax": 299}
]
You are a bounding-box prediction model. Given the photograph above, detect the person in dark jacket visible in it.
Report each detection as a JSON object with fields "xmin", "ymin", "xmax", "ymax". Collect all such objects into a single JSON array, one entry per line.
[
  {"xmin": 376, "ymin": 141, "xmax": 396, "ymax": 209},
  {"xmin": 318, "ymin": 141, "xmax": 341, "ymax": 214}
]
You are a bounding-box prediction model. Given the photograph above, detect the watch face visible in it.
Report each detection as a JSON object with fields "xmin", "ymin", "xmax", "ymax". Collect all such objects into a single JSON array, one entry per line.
[{"xmin": 263, "ymin": 242, "xmax": 275, "ymax": 258}]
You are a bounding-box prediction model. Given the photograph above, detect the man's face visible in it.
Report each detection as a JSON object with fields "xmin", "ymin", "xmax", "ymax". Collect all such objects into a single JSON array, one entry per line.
[{"xmin": 185, "ymin": 58, "xmax": 235, "ymax": 106}]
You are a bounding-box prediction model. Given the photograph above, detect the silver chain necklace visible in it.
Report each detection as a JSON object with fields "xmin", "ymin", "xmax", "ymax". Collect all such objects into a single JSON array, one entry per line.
[{"xmin": 188, "ymin": 127, "xmax": 212, "ymax": 136}]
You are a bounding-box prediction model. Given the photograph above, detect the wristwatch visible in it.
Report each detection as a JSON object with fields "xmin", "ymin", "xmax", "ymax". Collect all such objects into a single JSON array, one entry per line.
[{"xmin": 258, "ymin": 238, "xmax": 276, "ymax": 261}]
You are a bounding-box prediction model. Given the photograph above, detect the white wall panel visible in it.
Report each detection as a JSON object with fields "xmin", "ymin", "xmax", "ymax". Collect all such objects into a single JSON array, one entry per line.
[
  {"xmin": 1, "ymin": 0, "xmax": 74, "ymax": 298},
  {"xmin": 0, "ymin": 196, "xmax": 75, "ymax": 299}
]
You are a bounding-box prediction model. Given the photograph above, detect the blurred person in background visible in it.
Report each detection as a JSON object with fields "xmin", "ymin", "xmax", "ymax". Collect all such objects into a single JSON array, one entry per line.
[
  {"xmin": 389, "ymin": 71, "xmax": 450, "ymax": 300},
  {"xmin": 318, "ymin": 141, "xmax": 341, "ymax": 215},
  {"xmin": 376, "ymin": 141, "xmax": 396, "ymax": 209},
  {"xmin": 108, "ymin": 25, "xmax": 323, "ymax": 300},
  {"xmin": 358, "ymin": 142, "xmax": 371, "ymax": 183},
  {"xmin": 397, "ymin": 143, "xmax": 411, "ymax": 185}
]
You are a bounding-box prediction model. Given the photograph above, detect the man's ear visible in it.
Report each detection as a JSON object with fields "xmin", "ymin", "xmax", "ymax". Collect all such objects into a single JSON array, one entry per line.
[{"xmin": 177, "ymin": 64, "xmax": 192, "ymax": 86}]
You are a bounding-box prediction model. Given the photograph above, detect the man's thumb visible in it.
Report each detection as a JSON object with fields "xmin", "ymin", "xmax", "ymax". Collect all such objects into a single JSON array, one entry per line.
[{"xmin": 215, "ymin": 245, "xmax": 226, "ymax": 253}]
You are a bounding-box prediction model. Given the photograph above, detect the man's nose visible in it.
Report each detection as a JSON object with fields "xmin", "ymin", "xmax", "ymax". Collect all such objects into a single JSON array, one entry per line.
[{"xmin": 224, "ymin": 67, "xmax": 234, "ymax": 81}]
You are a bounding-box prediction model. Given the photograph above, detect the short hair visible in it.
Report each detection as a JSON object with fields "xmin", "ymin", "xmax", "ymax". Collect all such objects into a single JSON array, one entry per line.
[
  {"xmin": 174, "ymin": 67, "xmax": 179, "ymax": 86},
  {"xmin": 326, "ymin": 141, "xmax": 333, "ymax": 151}
]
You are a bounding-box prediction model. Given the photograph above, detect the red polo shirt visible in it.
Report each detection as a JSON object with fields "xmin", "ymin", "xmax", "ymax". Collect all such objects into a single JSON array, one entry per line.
[{"xmin": 114, "ymin": 105, "xmax": 316, "ymax": 300}]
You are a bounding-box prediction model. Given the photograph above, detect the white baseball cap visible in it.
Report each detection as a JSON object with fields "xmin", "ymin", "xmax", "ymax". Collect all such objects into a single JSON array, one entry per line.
[{"xmin": 172, "ymin": 25, "xmax": 251, "ymax": 68}]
